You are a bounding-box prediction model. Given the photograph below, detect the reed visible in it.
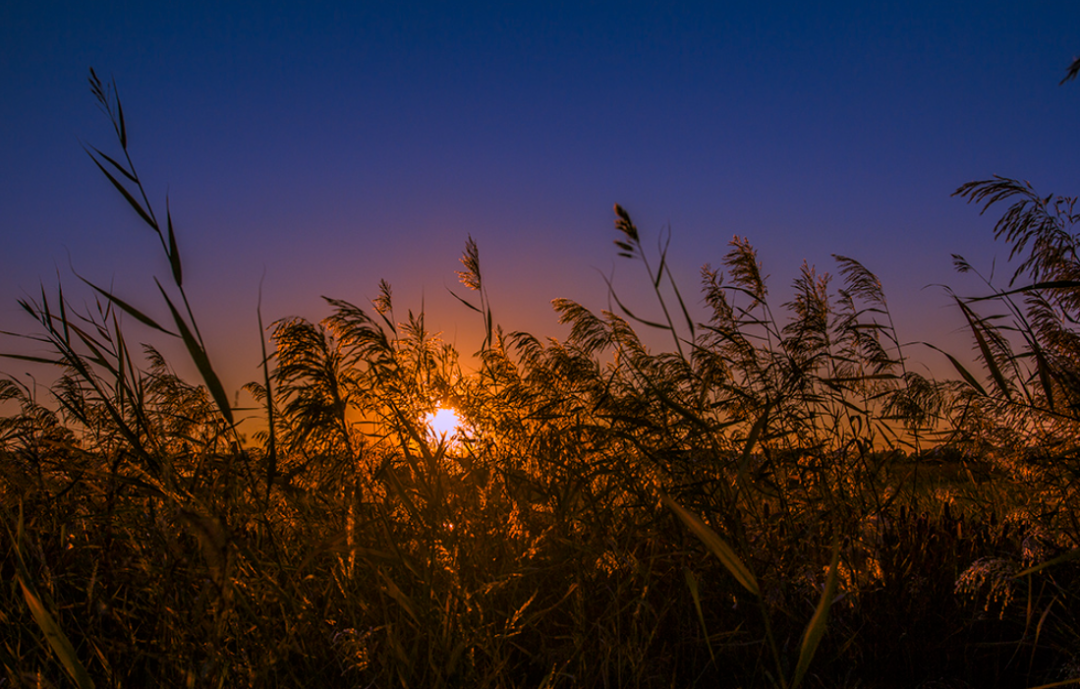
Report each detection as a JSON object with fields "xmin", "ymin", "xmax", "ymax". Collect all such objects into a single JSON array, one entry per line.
[{"xmin": 2, "ymin": 67, "xmax": 1080, "ymax": 688}]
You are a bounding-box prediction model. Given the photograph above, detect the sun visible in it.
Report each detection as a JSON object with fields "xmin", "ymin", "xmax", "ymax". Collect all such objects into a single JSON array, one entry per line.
[{"xmin": 425, "ymin": 406, "xmax": 462, "ymax": 439}]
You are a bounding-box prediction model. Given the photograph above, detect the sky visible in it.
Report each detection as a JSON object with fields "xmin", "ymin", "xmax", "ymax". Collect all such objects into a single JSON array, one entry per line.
[{"xmin": 2, "ymin": 1, "xmax": 1079, "ymax": 396}]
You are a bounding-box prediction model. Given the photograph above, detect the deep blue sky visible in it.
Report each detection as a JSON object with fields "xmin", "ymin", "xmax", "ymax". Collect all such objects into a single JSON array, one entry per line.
[{"xmin": 2, "ymin": 2, "xmax": 1078, "ymax": 391}]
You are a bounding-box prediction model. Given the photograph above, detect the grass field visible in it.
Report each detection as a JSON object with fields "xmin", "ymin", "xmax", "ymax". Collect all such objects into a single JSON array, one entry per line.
[{"xmin": 2, "ymin": 70, "xmax": 1080, "ymax": 689}]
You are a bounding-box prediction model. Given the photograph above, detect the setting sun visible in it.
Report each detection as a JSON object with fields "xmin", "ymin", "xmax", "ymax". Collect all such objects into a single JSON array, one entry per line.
[{"xmin": 425, "ymin": 407, "xmax": 461, "ymax": 438}]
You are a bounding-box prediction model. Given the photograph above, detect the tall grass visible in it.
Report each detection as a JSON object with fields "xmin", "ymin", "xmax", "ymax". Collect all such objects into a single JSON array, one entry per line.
[{"xmin": 2, "ymin": 68, "xmax": 1080, "ymax": 688}]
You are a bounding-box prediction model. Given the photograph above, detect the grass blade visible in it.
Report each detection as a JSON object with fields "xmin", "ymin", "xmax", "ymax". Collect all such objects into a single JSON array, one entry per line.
[
  {"xmin": 684, "ymin": 567, "xmax": 715, "ymax": 661},
  {"xmin": 1023, "ymin": 679, "xmax": 1080, "ymax": 689},
  {"xmin": 737, "ymin": 402, "xmax": 771, "ymax": 483},
  {"xmin": 11, "ymin": 507, "xmax": 97, "ymax": 689},
  {"xmin": 85, "ymin": 150, "xmax": 156, "ymax": 230},
  {"xmin": 921, "ymin": 342, "xmax": 988, "ymax": 396},
  {"xmin": 0, "ymin": 352, "xmax": 62, "ymax": 365},
  {"xmin": 790, "ymin": 540, "xmax": 840, "ymax": 689},
  {"xmin": 156, "ymin": 279, "xmax": 234, "ymax": 426},
  {"xmin": 86, "ymin": 145, "xmax": 136, "ymax": 183},
  {"xmin": 662, "ymin": 494, "xmax": 759, "ymax": 596},
  {"xmin": 166, "ymin": 200, "xmax": 183, "ymax": 287},
  {"xmin": 257, "ymin": 295, "xmax": 277, "ymax": 505},
  {"xmin": 78, "ymin": 276, "xmax": 176, "ymax": 336},
  {"xmin": 115, "ymin": 83, "xmax": 127, "ymax": 149},
  {"xmin": 964, "ymin": 280, "xmax": 1080, "ymax": 302},
  {"xmin": 378, "ymin": 569, "xmax": 420, "ymax": 624},
  {"xmin": 447, "ymin": 288, "xmax": 483, "ymax": 313},
  {"xmin": 955, "ymin": 297, "xmax": 1012, "ymax": 401},
  {"xmin": 1015, "ymin": 549, "xmax": 1080, "ymax": 578}
]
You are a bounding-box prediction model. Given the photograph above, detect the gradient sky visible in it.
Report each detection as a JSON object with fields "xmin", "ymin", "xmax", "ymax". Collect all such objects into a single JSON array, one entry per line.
[{"xmin": 2, "ymin": 2, "xmax": 1079, "ymax": 395}]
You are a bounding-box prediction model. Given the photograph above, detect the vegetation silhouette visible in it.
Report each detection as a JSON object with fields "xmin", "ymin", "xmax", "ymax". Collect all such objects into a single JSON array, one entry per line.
[{"xmin": 2, "ymin": 64, "xmax": 1080, "ymax": 688}]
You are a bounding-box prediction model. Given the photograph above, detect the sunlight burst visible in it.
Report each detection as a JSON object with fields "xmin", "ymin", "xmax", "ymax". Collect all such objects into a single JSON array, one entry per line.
[{"xmin": 425, "ymin": 407, "xmax": 461, "ymax": 439}]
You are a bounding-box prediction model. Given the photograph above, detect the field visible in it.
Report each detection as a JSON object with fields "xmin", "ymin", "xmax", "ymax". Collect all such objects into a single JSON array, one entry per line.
[{"xmin": 2, "ymin": 71, "xmax": 1080, "ymax": 689}]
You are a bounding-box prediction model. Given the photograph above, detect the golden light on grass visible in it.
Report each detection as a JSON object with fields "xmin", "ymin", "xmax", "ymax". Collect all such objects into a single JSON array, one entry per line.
[{"xmin": 425, "ymin": 406, "xmax": 462, "ymax": 439}]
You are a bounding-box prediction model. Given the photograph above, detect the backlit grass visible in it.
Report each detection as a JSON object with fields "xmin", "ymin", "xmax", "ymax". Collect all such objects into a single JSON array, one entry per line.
[{"xmin": 2, "ymin": 69, "xmax": 1080, "ymax": 689}]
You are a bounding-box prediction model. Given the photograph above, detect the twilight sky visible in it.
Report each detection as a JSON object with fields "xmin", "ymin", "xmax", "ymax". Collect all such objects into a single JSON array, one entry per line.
[{"xmin": 2, "ymin": 2, "xmax": 1078, "ymax": 394}]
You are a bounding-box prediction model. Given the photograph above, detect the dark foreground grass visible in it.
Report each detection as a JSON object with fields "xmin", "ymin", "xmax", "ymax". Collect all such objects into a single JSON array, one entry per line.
[{"xmin": 2, "ymin": 71, "xmax": 1080, "ymax": 689}]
